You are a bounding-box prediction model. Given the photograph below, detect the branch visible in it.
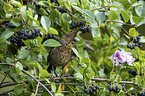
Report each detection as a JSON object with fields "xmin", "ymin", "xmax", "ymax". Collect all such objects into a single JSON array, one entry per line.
[
  {"xmin": 0, "ymin": 63, "xmax": 53, "ymax": 96},
  {"xmin": 0, "ymin": 89, "xmax": 14, "ymax": 96},
  {"xmin": 35, "ymin": 82, "xmax": 40, "ymax": 96}
]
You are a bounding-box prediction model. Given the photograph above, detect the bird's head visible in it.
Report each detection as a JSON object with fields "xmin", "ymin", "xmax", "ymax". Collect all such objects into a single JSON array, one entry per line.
[{"xmin": 64, "ymin": 31, "xmax": 78, "ymax": 43}]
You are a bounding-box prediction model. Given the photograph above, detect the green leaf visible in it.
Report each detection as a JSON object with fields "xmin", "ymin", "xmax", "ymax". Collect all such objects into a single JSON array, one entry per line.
[
  {"xmin": 86, "ymin": 16, "xmax": 97, "ymax": 28},
  {"xmin": 57, "ymin": 84, "xmax": 62, "ymax": 93},
  {"xmin": 72, "ymin": 5, "xmax": 83, "ymax": 14},
  {"xmin": 19, "ymin": 50, "xmax": 30, "ymax": 59},
  {"xmin": 63, "ymin": 0, "xmax": 72, "ymax": 12},
  {"xmin": 40, "ymin": 70, "xmax": 49, "ymax": 79},
  {"xmin": 129, "ymin": 28, "xmax": 139, "ymax": 37},
  {"xmin": 1, "ymin": 29, "xmax": 14, "ymax": 39},
  {"xmin": 92, "ymin": 27, "xmax": 100, "ymax": 38},
  {"xmin": 22, "ymin": 39, "xmax": 30, "ymax": 48},
  {"xmin": 14, "ymin": 84, "xmax": 24, "ymax": 95},
  {"xmin": 97, "ymin": 12, "xmax": 105, "ymax": 24},
  {"xmin": 83, "ymin": 9, "xmax": 96, "ymax": 20},
  {"xmin": 6, "ymin": 57, "xmax": 13, "ymax": 63},
  {"xmin": 15, "ymin": 62, "xmax": 23, "ymax": 73},
  {"xmin": 25, "ymin": 60, "xmax": 38, "ymax": 67},
  {"xmin": 0, "ymin": 0, "xmax": 3, "ymax": 4},
  {"xmin": 135, "ymin": 76, "xmax": 141, "ymax": 85},
  {"xmin": 120, "ymin": 10, "xmax": 130, "ymax": 23},
  {"xmin": 4, "ymin": 3, "xmax": 12, "ymax": 14},
  {"xmin": 109, "ymin": 10, "xmax": 118, "ymax": 20},
  {"xmin": 135, "ymin": 2, "xmax": 145, "ymax": 17},
  {"xmin": 132, "ymin": 16, "xmax": 144, "ymax": 25},
  {"xmin": 55, "ymin": 93, "xmax": 64, "ymax": 96},
  {"xmin": 11, "ymin": 17, "xmax": 22, "ymax": 27},
  {"xmin": 62, "ymin": 13, "xmax": 71, "ymax": 22},
  {"xmin": 137, "ymin": 19, "xmax": 145, "ymax": 27},
  {"xmin": 41, "ymin": 16, "xmax": 51, "ymax": 31},
  {"xmin": 51, "ymin": 82, "xmax": 56, "ymax": 93},
  {"xmin": 48, "ymin": 27, "xmax": 58, "ymax": 35},
  {"xmin": 43, "ymin": 39, "xmax": 61, "ymax": 47},
  {"xmin": 72, "ymin": 48, "xmax": 81, "ymax": 59},
  {"xmin": 74, "ymin": 72, "xmax": 83, "ymax": 81},
  {"xmin": 21, "ymin": 8, "xmax": 27, "ymax": 21}
]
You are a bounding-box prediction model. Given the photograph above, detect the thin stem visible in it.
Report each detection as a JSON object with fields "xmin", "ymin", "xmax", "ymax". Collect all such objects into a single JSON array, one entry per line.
[
  {"xmin": 0, "ymin": 71, "xmax": 10, "ymax": 86},
  {"xmin": 35, "ymin": 82, "xmax": 40, "ymax": 96},
  {"xmin": 105, "ymin": 20, "xmax": 137, "ymax": 27}
]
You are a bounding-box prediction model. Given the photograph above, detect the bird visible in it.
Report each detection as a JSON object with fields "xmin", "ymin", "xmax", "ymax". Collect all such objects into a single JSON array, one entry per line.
[{"xmin": 47, "ymin": 30, "xmax": 78, "ymax": 75}]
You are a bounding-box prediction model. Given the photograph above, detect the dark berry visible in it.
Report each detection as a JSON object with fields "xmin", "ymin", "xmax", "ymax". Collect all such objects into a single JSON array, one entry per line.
[
  {"xmin": 128, "ymin": 70, "xmax": 137, "ymax": 76},
  {"xmin": 8, "ymin": 23, "xmax": 16, "ymax": 28},
  {"xmin": 20, "ymin": 35, "xmax": 24, "ymax": 39},
  {"xmin": 13, "ymin": 5, "xmax": 17, "ymax": 8},
  {"xmin": 115, "ymin": 86, "xmax": 119, "ymax": 90},
  {"xmin": 70, "ymin": 26, "xmax": 73, "ymax": 29},
  {"xmin": 136, "ymin": 58, "xmax": 140, "ymax": 61},
  {"xmin": 79, "ymin": 21, "xmax": 84, "ymax": 26},
  {"xmin": 84, "ymin": 89, "xmax": 89, "ymax": 94},
  {"xmin": 138, "ymin": 44, "xmax": 142, "ymax": 48},
  {"xmin": 130, "ymin": 36, "xmax": 133, "ymax": 41},
  {"xmin": 31, "ymin": 30, "xmax": 35, "ymax": 35},
  {"xmin": 137, "ymin": 36, "xmax": 140, "ymax": 40},
  {"xmin": 122, "ymin": 86, "xmax": 125, "ymax": 90},
  {"xmin": 138, "ymin": 92, "xmax": 142, "ymax": 96},
  {"xmin": 36, "ymin": 5, "xmax": 41, "ymax": 9},
  {"xmin": 42, "ymin": 6, "xmax": 47, "ymax": 9},
  {"xmin": 121, "ymin": 27, "xmax": 124, "ymax": 31},
  {"xmin": 122, "ymin": 83, "xmax": 125, "ymax": 86},
  {"xmin": 133, "ymin": 39, "xmax": 139, "ymax": 43},
  {"xmin": 115, "ymin": 89, "xmax": 120, "ymax": 93},
  {"xmin": 109, "ymin": 86, "xmax": 113, "ymax": 91},
  {"xmin": 112, "ymin": 87, "xmax": 116, "ymax": 91},
  {"xmin": 89, "ymin": 89, "xmax": 93, "ymax": 94},
  {"xmin": 23, "ymin": 36, "xmax": 28, "ymax": 40},
  {"xmin": 130, "ymin": 45, "xmax": 134, "ymax": 49},
  {"xmin": 92, "ymin": 87, "xmax": 97, "ymax": 92},
  {"xmin": 95, "ymin": 85, "xmax": 99, "ymax": 89},
  {"xmin": 83, "ymin": 46, "xmax": 87, "ymax": 50},
  {"xmin": 142, "ymin": 92, "xmax": 145, "ymax": 96},
  {"xmin": 127, "ymin": 44, "xmax": 131, "ymax": 48},
  {"xmin": 23, "ymin": 66, "xmax": 29, "ymax": 71},
  {"xmin": 87, "ymin": 27, "xmax": 91, "ymax": 33},
  {"xmin": 138, "ymin": 33, "xmax": 141, "ymax": 36}
]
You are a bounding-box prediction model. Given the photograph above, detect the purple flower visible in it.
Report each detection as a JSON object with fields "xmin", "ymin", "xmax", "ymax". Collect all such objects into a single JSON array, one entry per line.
[{"xmin": 110, "ymin": 50, "xmax": 135, "ymax": 66}]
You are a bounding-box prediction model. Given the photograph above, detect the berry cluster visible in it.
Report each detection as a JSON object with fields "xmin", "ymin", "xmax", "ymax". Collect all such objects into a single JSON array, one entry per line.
[
  {"xmin": 138, "ymin": 92, "xmax": 145, "ymax": 96},
  {"xmin": 42, "ymin": 34, "xmax": 57, "ymax": 43},
  {"xmin": 109, "ymin": 86, "xmax": 120, "ymax": 93},
  {"xmin": 127, "ymin": 32, "xmax": 142, "ymax": 49},
  {"xmin": 122, "ymin": 84, "xmax": 125, "ymax": 90},
  {"xmin": 128, "ymin": 69, "xmax": 137, "ymax": 76},
  {"xmin": 70, "ymin": 21, "xmax": 84, "ymax": 29},
  {"xmin": 79, "ymin": 27, "xmax": 91, "ymax": 33},
  {"xmin": 10, "ymin": 29, "xmax": 41, "ymax": 47},
  {"xmin": 50, "ymin": 0, "xmax": 59, "ymax": 4},
  {"xmin": 35, "ymin": 5, "xmax": 47, "ymax": 9},
  {"xmin": 84, "ymin": 85, "xmax": 99, "ymax": 95},
  {"xmin": 59, "ymin": 9, "xmax": 67, "ymax": 13},
  {"xmin": 5, "ymin": 21, "xmax": 16, "ymax": 28},
  {"xmin": 23, "ymin": 66, "xmax": 29, "ymax": 71}
]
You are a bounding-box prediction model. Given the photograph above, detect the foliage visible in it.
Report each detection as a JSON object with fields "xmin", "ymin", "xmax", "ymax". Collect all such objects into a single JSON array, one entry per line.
[{"xmin": 0, "ymin": 0, "xmax": 145, "ymax": 96}]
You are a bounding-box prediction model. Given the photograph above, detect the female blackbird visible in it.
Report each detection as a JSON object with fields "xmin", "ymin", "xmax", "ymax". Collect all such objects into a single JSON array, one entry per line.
[{"xmin": 47, "ymin": 31, "xmax": 78, "ymax": 73}]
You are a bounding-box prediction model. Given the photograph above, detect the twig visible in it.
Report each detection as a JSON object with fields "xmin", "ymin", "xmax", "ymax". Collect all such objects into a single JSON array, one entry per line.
[
  {"xmin": 35, "ymin": 82, "xmax": 40, "ymax": 96},
  {"xmin": 0, "ymin": 89, "xmax": 14, "ymax": 96},
  {"xmin": 105, "ymin": 20, "xmax": 137, "ymax": 27},
  {"xmin": 52, "ymin": 6, "xmax": 85, "ymax": 21},
  {"xmin": 0, "ymin": 71, "xmax": 10, "ymax": 86},
  {"xmin": 0, "ymin": 63, "xmax": 53, "ymax": 96}
]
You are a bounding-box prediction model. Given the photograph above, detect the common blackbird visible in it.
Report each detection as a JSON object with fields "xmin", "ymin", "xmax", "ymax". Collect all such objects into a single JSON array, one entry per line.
[{"xmin": 47, "ymin": 30, "xmax": 78, "ymax": 73}]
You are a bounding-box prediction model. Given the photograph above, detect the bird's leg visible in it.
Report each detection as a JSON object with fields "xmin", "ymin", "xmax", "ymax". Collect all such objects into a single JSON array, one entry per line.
[{"xmin": 50, "ymin": 66, "xmax": 55, "ymax": 81}]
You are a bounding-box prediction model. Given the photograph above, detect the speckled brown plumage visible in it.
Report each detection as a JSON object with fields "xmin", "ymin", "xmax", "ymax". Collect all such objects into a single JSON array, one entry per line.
[{"xmin": 47, "ymin": 31, "xmax": 77, "ymax": 72}]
